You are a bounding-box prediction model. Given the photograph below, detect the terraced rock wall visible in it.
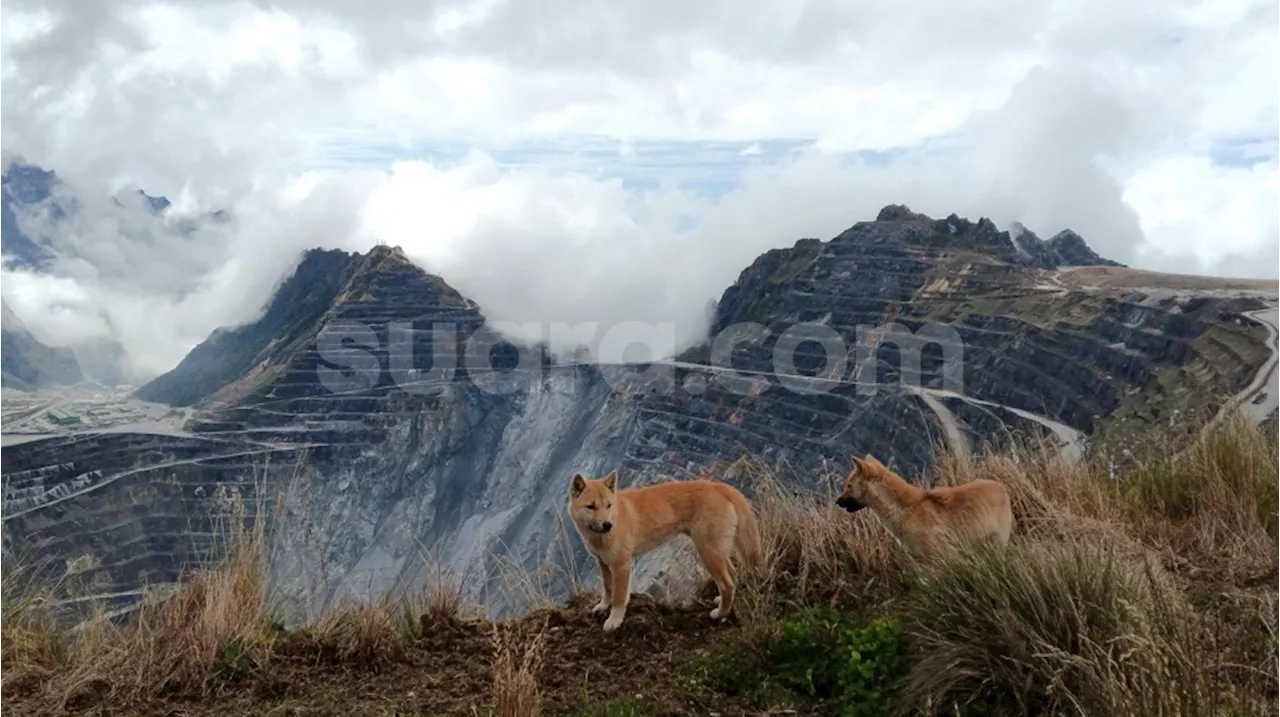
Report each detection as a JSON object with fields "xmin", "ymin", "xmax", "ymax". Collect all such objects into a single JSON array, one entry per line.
[{"xmin": 4, "ymin": 208, "xmax": 1272, "ymax": 621}]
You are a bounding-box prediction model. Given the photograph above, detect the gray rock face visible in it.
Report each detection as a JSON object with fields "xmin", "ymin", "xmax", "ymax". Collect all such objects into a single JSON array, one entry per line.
[
  {"xmin": 1, "ymin": 300, "xmax": 83, "ymax": 389},
  {"xmin": 3, "ymin": 206, "xmax": 1273, "ymax": 621}
]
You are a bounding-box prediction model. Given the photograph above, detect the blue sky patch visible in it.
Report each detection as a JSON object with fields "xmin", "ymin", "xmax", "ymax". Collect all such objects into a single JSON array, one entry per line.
[
  {"xmin": 311, "ymin": 134, "xmax": 819, "ymax": 199},
  {"xmin": 1208, "ymin": 135, "xmax": 1279, "ymax": 168},
  {"xmin": 309, "ymin": 130, "xmax": 1279, "ymax": 208}
]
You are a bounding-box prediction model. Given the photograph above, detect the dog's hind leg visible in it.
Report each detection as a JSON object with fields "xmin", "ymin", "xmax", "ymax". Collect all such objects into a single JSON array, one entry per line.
[{"xmin": 693, "ymin": 527, "xmax": 736, "ymax": 620}]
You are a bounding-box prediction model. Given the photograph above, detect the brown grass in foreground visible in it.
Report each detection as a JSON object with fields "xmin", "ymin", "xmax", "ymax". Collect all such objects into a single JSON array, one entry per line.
[
  {"xmin": 1, "ymin": 516, "xmax": 276, "ymax": 708},
  {"xmin": 2, "ymin": 410, "xmax": 1276, "ymax": 716},
  {"xmin": 490, "ymin": 621, "xmax": 548, "ymax": 717}
]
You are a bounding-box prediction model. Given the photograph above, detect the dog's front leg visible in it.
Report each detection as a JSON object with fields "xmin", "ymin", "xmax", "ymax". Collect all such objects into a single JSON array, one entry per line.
[
  {"xmin": 592, "ymin": 557, "xmax": 613, "ymax": 614},
  {"xmin": 602, "ymin": 558, "xmax": 632, "ymax": 632}
]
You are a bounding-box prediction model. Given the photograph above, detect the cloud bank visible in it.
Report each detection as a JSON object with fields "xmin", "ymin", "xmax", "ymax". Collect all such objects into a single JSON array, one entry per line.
[{"xmin": 1, "ymin": 0, "xmax": 1276, "ymax": 381}]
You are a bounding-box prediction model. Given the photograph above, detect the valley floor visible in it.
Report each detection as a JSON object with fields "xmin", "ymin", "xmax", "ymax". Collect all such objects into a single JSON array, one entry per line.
[{"xmin": 0, "ymin": 385, "xmax": 190, "ymax": 446}]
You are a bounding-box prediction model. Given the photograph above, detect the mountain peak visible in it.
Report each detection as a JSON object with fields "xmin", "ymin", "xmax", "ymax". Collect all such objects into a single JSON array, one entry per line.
[
  {"xmin": 2, "ymin": 160, "xmax": 58, "ymax": 203},
  {"xmin": 338, "ymin": 243, "xmax": 469, "ymax": 310},
  {"xmin": 133, "ymin": 244, "xmax": 482, "ymax": 407},
  {"xmin": 140, "ymin": 189, "xmax": 171, "ymax": 214},
  {"xmin": 707, "ymin": 206, "xmax": 1125, "ymax": 338},
  {"xmin": 366, "ymin": 243, "xmax": 408, "ymax": 260},
  {"xmin": 875, "ymin": 204, "xmax": 932, "ymax": 222},
  {"xmin": 847, "ymin": 206, "xmax": 1122, "ymax": 269}
]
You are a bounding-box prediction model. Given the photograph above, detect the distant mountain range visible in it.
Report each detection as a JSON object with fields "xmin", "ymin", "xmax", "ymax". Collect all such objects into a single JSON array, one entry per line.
[
  {"xmin": 0, "ymin": 155, "xmax": 233, "ymax": 387},
  {"xmin": 2, "ymin": 163, "xmax": 1276, "ymax": 623},
  {"xmin": 1, "ymin": 155, "xmax": 63, "ymax": 270}
]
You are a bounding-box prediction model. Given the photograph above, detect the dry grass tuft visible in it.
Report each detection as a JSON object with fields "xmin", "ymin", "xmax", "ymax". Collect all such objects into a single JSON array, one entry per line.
[
  {"xmin": 396, "ymin": 553, "xmax": 473, "ymax": 635},
  {"xmin": 41, "ymin": 526, "xmax": 274, "ymax": 707},
  {"xmin": 490, "ymin": 620, "xmax": 548, "ymax": 717},
  {"xmin": 1, "ymin": 563, "xmax": 69, "ymax": 697},
  {"xmin": 724, "ymin": 457, "xmax": 906, "ymax": 647},
  {"xmin": 899, "ymin": 538, "xmax": 1206, "ymax": 716},
  {"xmin": 421, "ymin": 568, "xmax": 467, "ymax": 626},
  {"xmin": 301, "ymin": 600, "xmax": 405, "ymax": 667}
]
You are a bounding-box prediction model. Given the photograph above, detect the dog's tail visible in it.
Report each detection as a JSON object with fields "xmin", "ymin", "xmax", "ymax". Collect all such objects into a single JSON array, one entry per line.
[{"xmin": 730, "ymin": 490, "xmax": 764, "ymax": 568}]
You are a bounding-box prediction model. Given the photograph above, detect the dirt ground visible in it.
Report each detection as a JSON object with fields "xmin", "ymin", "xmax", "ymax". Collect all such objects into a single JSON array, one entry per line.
[
  {"xmin": 4, "ymin": 593, "xmax": 807, "ymax": 717},
  {"xmin": 1057, "ymin": 265, "xmax": 1278, "ymax": 293}
]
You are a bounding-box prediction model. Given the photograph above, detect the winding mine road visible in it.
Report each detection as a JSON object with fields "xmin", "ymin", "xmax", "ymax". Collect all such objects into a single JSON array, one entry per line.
[
  {"xmin": 1187, "ymin": 305, "xmax": 1279, "ymax": 448},
  {"xmin": 909, "ymin": 386, "xmax": 1085, "ymax": 461},
  {"xmin": 1234, "ymin": 307, "xmax": 1279, "ymax": 423},
  {"xmin": 912, "ymin": 390, "xmax": 971, "ymax": 458},
  {"xmin": 650, "ymin": 359, "xmax": 1085, "ymax": 460}
]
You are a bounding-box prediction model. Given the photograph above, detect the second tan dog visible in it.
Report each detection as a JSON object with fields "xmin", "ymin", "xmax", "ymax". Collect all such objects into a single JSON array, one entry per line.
[{"xmin": 835, "ymin": 453, "xmax": 1013, "ymax": 556}]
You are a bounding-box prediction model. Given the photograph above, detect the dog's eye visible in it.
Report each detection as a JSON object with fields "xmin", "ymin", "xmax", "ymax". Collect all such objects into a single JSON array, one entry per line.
[
  {"xmin": 606, "ymin": 503, "xmax": 612, "ymax": 508},
  {"xmin": 586, "ymin": 503, "xmax": 596, "ymax": 510}
]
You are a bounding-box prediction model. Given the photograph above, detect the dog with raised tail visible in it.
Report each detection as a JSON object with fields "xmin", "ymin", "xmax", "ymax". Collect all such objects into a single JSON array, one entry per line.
[
  {"xmin": 835, "ymin": 454, "xmax": 1013, "ymax": 556},
  {"xmin": 567, "ymin": 469, "xmax": 763, "ymax": 632}
]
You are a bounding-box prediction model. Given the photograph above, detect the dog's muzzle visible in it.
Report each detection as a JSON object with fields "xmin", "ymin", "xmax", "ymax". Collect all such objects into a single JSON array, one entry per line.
[
  {"xmin": 590, "ymin": 521, "xmax": 613, "ymax": 534},
  {"xmin": 835, "ymin": 496, "xmax": 864, "ymax": 513}
]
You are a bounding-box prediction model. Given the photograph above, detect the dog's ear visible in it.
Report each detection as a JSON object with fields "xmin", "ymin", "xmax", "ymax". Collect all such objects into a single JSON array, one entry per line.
[
  {"xmin": 849, "ymin": 455, "xmax": 866, "ymax": 475},
  {"xmin": 570, "ymin": 472, "xmax": 587, "ymax": 497},
  {"xmin": 601, "ymin": 470, "xmax": 618, "ymax": 492}
]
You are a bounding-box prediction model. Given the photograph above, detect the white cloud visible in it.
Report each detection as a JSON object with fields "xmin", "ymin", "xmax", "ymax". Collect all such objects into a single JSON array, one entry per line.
[
  {"xmin": 2, "ymin": 170, "xmax": 381, "ymax": 378},
  {"xmin": 0, "ymin": 0, "xmax": 1276, "ymax": 380},
  {"xmin": 1124, "ymin": 155, "xmax": 1279, "ymax": 276}
]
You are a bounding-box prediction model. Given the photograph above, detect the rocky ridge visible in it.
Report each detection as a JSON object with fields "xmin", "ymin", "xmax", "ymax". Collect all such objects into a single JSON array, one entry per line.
[{"xmin": 2, "ymin": 205, "xmax": 1274, "ymax": 621}]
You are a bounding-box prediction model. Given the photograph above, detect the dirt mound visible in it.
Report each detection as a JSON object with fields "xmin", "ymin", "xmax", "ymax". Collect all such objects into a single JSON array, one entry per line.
[{"xmin": 7, "ymin": 593, "xmax": 775, "ymax": 717}]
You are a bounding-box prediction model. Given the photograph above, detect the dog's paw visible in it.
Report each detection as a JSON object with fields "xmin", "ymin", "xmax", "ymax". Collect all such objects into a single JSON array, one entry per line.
[
  {"xmin": 710, "ymin": 607, "xmax": 729, "ymax": 620},
  {"xmin": 603, "ymin": 613, "xmax": 624, "ymax": 632},
  {"xmin": 591, "ymin": 600, "xmax": 610, "ymax": 615}
]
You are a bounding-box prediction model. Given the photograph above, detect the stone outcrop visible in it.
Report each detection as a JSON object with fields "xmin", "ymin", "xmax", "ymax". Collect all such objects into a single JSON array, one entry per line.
[{"xmin": 3, "ymin": 205, "xmax": 1273, "ymax": 621}]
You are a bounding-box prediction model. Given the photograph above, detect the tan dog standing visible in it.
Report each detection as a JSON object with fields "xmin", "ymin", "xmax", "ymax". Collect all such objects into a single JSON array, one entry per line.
[
  {"xmin": 567, "ymin": 469, "xmax": 762, "ymax": 632},
  {"xmin": 835, "ymin": 454, "xmax": 1013, "ymax": 556}
]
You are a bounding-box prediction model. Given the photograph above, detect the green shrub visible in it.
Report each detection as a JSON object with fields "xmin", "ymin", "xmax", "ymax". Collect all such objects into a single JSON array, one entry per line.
[
  {"xmin": 214, "ymin": 637, "xmax": 254, "ymax": 682},
  {"xmin": 682, "ymin": 643, "xmax": 797, "ymax": 709},
  {"xmin": 769, "ymin": 606, "xmax": 907, "ymax": 716}
]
